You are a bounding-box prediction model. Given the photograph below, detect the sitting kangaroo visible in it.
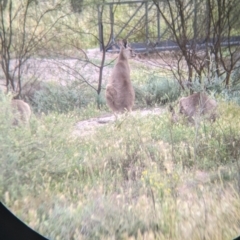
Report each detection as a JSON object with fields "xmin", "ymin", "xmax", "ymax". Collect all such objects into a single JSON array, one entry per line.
[
  {"xmin": 170, "ymin": 92, "xmax": 218, "ymax": 123},
  {"xmin": 11, "ymin": 99, "xmax": 31, "ymax": 126},
  {"xmin": 106, "ymin": 39, "xmax": 136, "ymax": 113}
]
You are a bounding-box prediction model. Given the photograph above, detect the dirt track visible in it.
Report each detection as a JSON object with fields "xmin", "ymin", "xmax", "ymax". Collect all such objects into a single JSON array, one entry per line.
[{"xmin": 73, "ymin": 107, "xmax": 165, "ymax": 137}]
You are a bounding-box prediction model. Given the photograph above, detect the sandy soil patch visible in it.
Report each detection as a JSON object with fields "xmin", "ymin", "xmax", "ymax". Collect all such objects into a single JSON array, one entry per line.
[{"xmin": 73, "ymin": 107, "xmax": 166, "ymax": 137}]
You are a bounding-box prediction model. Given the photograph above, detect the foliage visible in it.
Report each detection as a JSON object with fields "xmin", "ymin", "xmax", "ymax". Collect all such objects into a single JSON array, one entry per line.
[
  {"xmin": 190, "ymin": 66, "xmax": 240, "ymax": 105},
  {"xmin": 135, "ymin": 74, "xmax": 181, "ymax": 106},
  {"xmin": 1, "ymin": 0, "xmax": 240, "ymax": 238},
  {"xmin": 1, "ymin": 92, "xmax": 240, "ymax": 239},
  {"xmin": 31, "ymin": 81, "xmax": 96, "ymax": 114},
  {"xmin": 223, "ymin": 66, "xmax": 240, "ymax": 105},
  {"xmin": 153, "ymin": 0, "xmax": 240, "ymax": 87},
  {"xmin": 1, "ymin": 0, "xmax": 239, "ymax": 108},
  {"xmin": 70, "ymin": 0, "xmax": 84, "ymax": 13}
]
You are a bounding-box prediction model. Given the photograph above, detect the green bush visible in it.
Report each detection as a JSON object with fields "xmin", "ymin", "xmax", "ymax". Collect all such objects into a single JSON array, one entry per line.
[
  {"xmin": 222, "ymin": 68, "xmax": 240, "ymax": 105},
  {"xmin": 135, "ymin": 74, "xmax": 181, "ymax": 106},
  {"xmin": 32, "ymin": 81, "xmax": 96, "ymax": 114},
  {"xmin": 191, "ymin": 67, "xmax": 240, "ymax": 105}
]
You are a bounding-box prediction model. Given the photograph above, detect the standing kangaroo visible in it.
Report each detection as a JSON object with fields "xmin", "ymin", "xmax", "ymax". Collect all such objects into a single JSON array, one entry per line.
[
  {"xmin": 106, "ymin": 39, "xmax": 135, "ymax": 113},
  {"xmin": 11, "ymin": 99, "xmax": 31, "ymax": 126}
]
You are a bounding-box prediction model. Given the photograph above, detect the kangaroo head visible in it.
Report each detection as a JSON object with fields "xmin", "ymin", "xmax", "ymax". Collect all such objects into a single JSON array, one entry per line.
[
  {"xmin": 118, "ymin": 39, "xmax": 136, "ymax": 59},
  {"xmin": 11, "ymin": 99, "xmax": 31, "ymax": 126}
]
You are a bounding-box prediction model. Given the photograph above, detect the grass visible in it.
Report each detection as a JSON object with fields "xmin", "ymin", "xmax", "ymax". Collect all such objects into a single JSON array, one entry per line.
[
  {"xmin": 1, "ymin": 93, "xmax": 240, "ymax": 239},
  {"xmin": 1, "ymin": 3, "xmax": 240, "ymax": 239},
  {"xmin": 132, "ymin": 69, "xmax": 180, "ymax": 107}
]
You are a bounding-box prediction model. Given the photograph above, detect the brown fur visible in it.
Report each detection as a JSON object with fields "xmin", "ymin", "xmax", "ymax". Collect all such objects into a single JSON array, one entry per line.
[
  {"xmin": 106, "ymin": 39, "xmax": 136, "ymax": 113},
  {"xmin": 11, "ymin": 99, "xmax": 31, "ymax": 125},
  {"xmin": 178, "ymin": 92, "xmax": 218, "ymax": 123}
]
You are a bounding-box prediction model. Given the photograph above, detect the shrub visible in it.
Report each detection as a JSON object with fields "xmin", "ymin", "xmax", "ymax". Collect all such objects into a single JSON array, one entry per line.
[
  {"xmin": 191, "ymin": 67, "xmax": 240, "ymax": 105},
  {"xmin": 135, "ymin": 74, "xmax": 181, "ymax": 107},
  {"xmin": 32, "ymin": 81, "xmax": 96, "ymax": 114},
  {"xmin": 222, "ymin": 69, "xmax": 240, "ymax": 105}
]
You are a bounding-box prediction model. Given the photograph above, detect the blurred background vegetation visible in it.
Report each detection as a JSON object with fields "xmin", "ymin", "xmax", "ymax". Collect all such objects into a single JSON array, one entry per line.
[{"xmin": 0, "ymin": 0, "xmax": 240, "ymax": 110}]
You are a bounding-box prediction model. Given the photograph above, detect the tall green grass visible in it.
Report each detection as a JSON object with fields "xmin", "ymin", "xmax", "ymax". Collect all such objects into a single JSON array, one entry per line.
[{"xmin": 1, "ymin": 94, "xmax": 240, "ymax": 239}]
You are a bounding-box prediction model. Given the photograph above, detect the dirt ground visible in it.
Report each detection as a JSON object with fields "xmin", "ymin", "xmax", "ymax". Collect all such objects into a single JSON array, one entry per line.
[
  {"xmin": 0, "ymin": 48, "xmax": 175, "ymax": 91},
  {"xmin": 73, "ymin": 107, "xmax": 166, "ymax": 137}
]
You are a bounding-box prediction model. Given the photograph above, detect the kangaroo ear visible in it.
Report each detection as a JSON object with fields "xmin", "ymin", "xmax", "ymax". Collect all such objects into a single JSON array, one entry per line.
[
  {"xmin": 118, "ymin": 39, "xmax": 128, "ymax": 48},
  {"xmin": 123, "ymin": 39, "xmax": 128, "ymax": 48}
]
